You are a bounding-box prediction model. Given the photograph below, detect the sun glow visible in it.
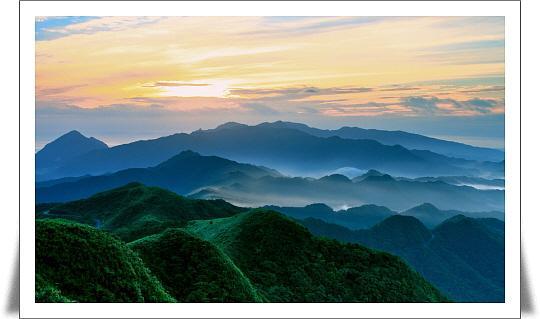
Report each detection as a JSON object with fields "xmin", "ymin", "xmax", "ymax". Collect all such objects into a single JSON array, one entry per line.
[{"xmin": 153, "ymin": 80, "xmax": 233, "ymax": 98}]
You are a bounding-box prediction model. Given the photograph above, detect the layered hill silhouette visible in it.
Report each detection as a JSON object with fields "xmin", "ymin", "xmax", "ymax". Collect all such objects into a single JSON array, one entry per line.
[
  {"xmin": 36, "ymin": 151, "xmax": 504, "ymax": 212},
  {"xmin": 269, "ymin": 202, "xmax": 503, "ymax": 230},
  {"xmin": 36, "ymin": 123, "xmax": 503, "ymax": 181},
  {"xmin": 299, "ymin": 214, "xmax": 504, "ymax": 302},
  {"xmin": 266, "ymin": 203, "xmax": 396, "ymax": 229},
  {"xmin": 410, "ymin": 175, "xmax": 504, "ymax": 188},
  {"xmin": 190, "ymin": 168, "xmax": 504, "ymax": 212},
  {"xmin": 258, "ymin": 121, "xmax": 504, "ymax": 162},
  {"xmin": 35, "ymin": 184, "xmax": 448, "ymax": 302},
  {"xmin": 36, "ymin": 150, "xmax": 278, "ymax": 204},
  {"xmin": 401, "ymin": 202, "xmax": 504, "ymax": 228}
]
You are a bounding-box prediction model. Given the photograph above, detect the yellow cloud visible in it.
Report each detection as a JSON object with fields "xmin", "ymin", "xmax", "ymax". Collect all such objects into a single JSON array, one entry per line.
[{"xmin": 36, "ymin": 16, "xmax": 504, "ymax": 116}]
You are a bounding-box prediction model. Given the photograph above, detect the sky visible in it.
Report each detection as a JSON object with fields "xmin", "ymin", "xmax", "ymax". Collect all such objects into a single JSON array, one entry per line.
[{"xmin": 35, "ymin": 16, "xmax": 505, "ymax": 150}]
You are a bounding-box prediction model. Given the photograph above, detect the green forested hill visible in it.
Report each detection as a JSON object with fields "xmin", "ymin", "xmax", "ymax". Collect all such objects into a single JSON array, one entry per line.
[
  {"xmin": 299, "ymin": 214, "xmax": 504, "ymax": 302},
  {"xmin": 186, "ymin": 210, "xmax": 448, "ymax": 302},
  {"xmin": 37, "ymin": 182, "xmax": 246, "ymax": 241},
  {"xmin": 128, "ymin": 228, "xmax": 264, "ymax": 302},
  {"xmin": 35, "ymin": 184, "xmax": 449, "ymax": 303},
  {"xmin": 36, "ymin": 219, "xmax": 175, "ymax": 302}
]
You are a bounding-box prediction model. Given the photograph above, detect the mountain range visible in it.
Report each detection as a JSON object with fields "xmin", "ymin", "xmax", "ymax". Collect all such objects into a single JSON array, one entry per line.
[
  {"xmin": 258, "ymin": 121, "xmax": 504, "ymax": 161},
  {"xmin": 34, "ymin": 122, "xmax": 506, "ymax": 303},
  {"xmin": 35, "ymin": 123, "xmax": 504, "ymax": 181},
  {"xmin": 299, "ymin": 213, "xmax": 504, "ymax": 302},
  {"xmin": 36, "ymin": 184, "xmax": 447, "ymax": 303},
  {"xmin": 36, "ymin": 150, "xmax": 504, "ymax": 212},
  {"xmin": 36, "ymin": 150, "xmax": 278, "ymax": 203},
  {"xmin": 269, "ymin": 202, "xmax": 503, "ymax": 230}
]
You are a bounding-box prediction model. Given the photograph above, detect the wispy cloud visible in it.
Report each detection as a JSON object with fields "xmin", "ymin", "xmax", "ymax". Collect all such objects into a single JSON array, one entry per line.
[
  {"xmin": 36, "ymin": 16, "xmax": 162, "ymax": 41},
  {"xmin": 402, "ymin": 96, "xmax": 502, "ymax": 116}
]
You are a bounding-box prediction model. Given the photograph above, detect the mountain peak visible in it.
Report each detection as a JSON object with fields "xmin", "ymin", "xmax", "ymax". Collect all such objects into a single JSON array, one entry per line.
[
  {"xmin": 156, "ymin": 150, "xmax": 202, "ymax": 167},
  {"xmin": 214, "ymin": 122, "xmax": 247, "ymax": 130},
  {"xmin": 412, "ymin": 202, "xmax": 439, "ymax": 212},
  {"xmin": 36, "ymin": 130, "xmax": 108, "ymax": 173},
  {"xmin": 54, "ymin": 130, "xmax": 107, "ymax": 147},
  {"xmin": 177, "ymin": 150, "xmax": 201, "ymax": 157},
  {"xmin": 372, "ymin": 215, "xmax": 431, "ymax": 245},
  {"xmin": 353, "ymin": 169, "xmax": 385, "ymax": 182},
  {"xmin": 63, "ymin": 130, "xmax": 85, "ymax": 138},
  {"xmin": 304, "ymin": 203, "xmax": 334, "ymax": 212},
  {"xmin": 362, "ymin": 173, "xmax": 395, "ymax": 182},
  {"xmin": 319, "ymin": 174, "xmax": 351, "ymax": 183}
]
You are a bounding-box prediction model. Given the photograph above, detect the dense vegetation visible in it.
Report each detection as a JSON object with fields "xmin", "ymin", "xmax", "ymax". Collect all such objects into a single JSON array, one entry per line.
[
  {"xmin": 36, "ymin": 219, "xmax": 175, "ymax": 302},
  {"xmin": 129, "ymin": 228, "xmax": 263, "ymax": 302},
  {"xmin": 299, "ymin": 214, "xmax": 504, "ymax": 302},
  {"xmin": 37, "ymin": 182, "xmax": 246, "ymax": 241},
  {"xmin": 187, "ymin": 210, "xmax": 448, "ymax": 302},
  {"xmin": 35, "ymin": 184, "xmax": 452, "ymax": 303}
]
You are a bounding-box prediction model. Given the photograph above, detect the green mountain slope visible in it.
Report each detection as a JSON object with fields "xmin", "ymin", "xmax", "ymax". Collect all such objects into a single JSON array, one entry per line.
[
  {"xmin": 36, "ymin": 219, "xmax": 175, "ymax": 302},
  {"xmin": 38, "ymin": 183, "xmax": 246, "ymax": 241},
  {"xmin": 186, "ymin": 210, "xmax": 448, "ymax": 302},
  {"xmin": 299, "ymin": 214, "xmax": 504, "ymax": 302},
  {"xmin": 128, "ymin": 228, "xmax": 263, "ymax": 302}
]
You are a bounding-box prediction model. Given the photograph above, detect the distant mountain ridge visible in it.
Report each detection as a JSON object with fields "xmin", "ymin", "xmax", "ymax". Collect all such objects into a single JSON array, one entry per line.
[
  {"xmin": 191, "ymin": 168, "xmax": 504, "ymax": 212},
  {"xmin": 257, "ymin": 121, "xmax": 504, "ymax": 161},
  {"xmin": 36, "ymin": 122, "xmax": 503, "ymax": 181},
  {"xmin": 299, "ymin": 213, "xmax": 504, "ymax": 302},
  {"xmin": 269, "ymin": 202, "xmax": 503, "ymax": 230},
  {"xmin": 36, "ymin": 150, "xmax": 279, "ymax": 204},
  {"xmin": 400, "ymin": 202, "xmax": 504, "ymax": 228},
  {"xmin": 37, "ymin": 151, "xmax": 504, "ymax": 212}
]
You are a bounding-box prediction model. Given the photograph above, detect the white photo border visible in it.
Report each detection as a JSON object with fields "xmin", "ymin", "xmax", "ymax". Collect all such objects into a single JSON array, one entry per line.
[{"xmin": 20, "ymin": 1, "xmax": 521, "ymax": 318}]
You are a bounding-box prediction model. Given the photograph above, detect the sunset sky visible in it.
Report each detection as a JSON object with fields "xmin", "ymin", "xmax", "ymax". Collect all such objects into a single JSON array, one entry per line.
[{"xmin": 35, "ymin": 16, "xmax": 505, "ymax": 149}]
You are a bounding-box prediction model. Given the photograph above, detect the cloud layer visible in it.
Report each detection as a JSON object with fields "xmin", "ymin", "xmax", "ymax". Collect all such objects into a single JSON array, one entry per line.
[{"xmin": 35, "ymin": 16, "xmax": 505, "ymax": 149}]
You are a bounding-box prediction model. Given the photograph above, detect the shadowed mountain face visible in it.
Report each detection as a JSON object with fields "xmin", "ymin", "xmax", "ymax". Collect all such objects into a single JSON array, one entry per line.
[
  {"xmin": 36, "ymin": 123, "xmax": 503, "ymax": 181},
  {"xmin": 299, "ymin": 214, "xmax": 504, "ymax": 302},
  {"xmin": 37, "ymin": 151, "xmax": 504, "ymax": 212},
  {"xmin": 36, "ymin": 130, "xmax": 108, "ymax": 181},
  {"xmin": 258, "ymin": 121, "xmax": 504, "ymax": 162}
]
